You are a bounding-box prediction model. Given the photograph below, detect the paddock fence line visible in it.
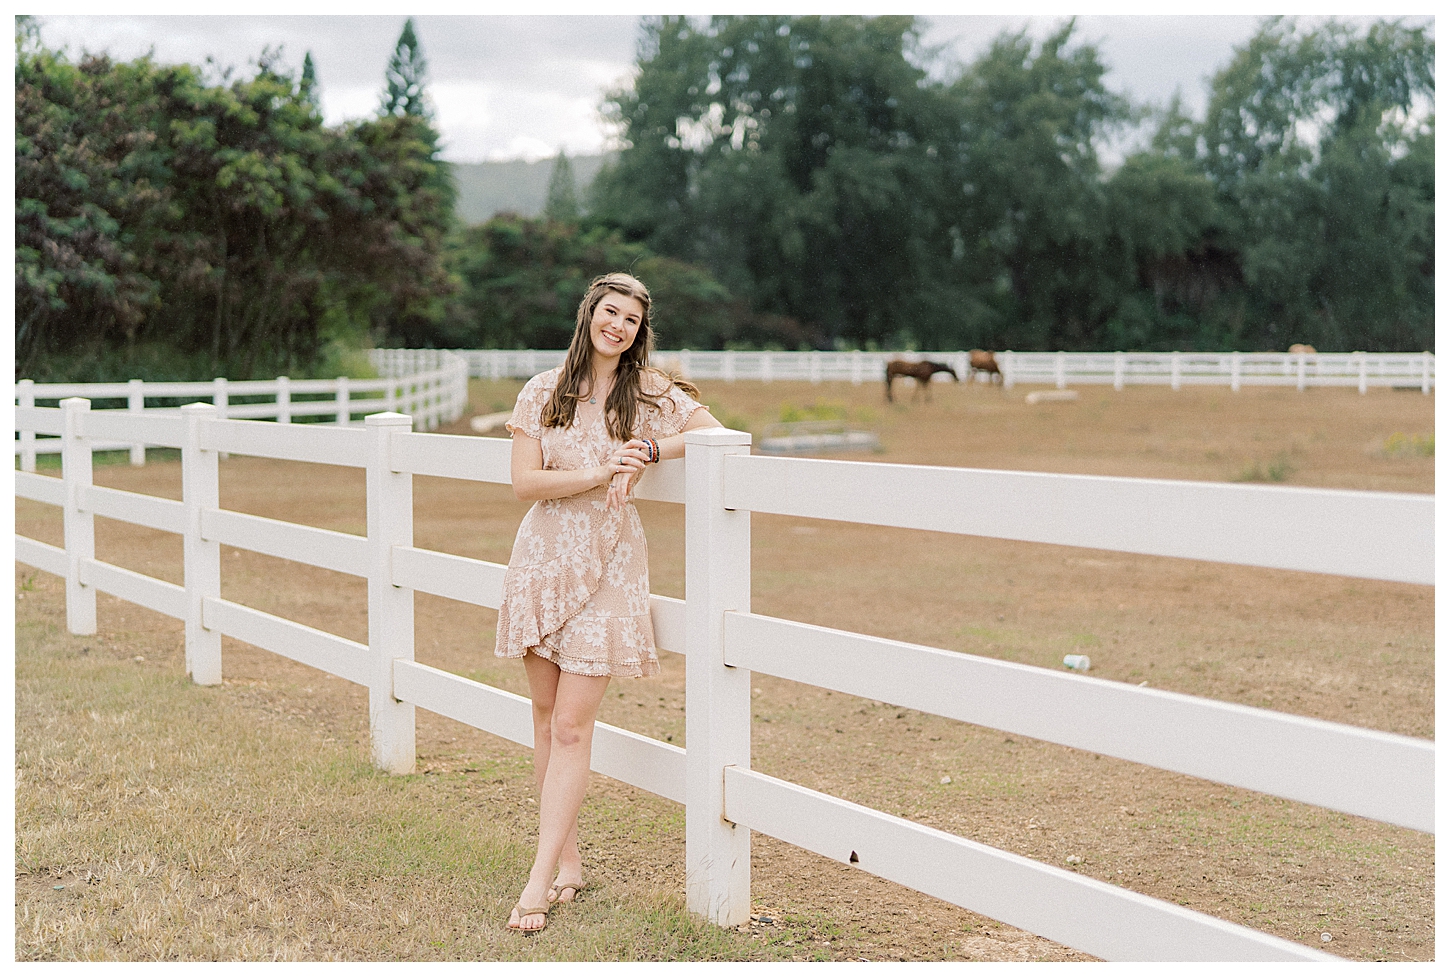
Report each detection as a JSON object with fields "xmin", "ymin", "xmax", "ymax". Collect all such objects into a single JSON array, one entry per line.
[
  {"xmin": 13, "ymin": 348, "xmax": 469, "ymax": 470},
  {"xmin": 455, "ymin": 348, "xmax": 1434, "ymax": 393},
  {"xmin": 13, "ymin": 402, "xmax": 1434, "ymax": 961}
]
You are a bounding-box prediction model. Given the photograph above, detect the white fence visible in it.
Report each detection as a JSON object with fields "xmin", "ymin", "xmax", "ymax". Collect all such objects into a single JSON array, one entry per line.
[
  {"xmin": 456, "ymin": 348, "xmax": 1435, "ymax": 393},
  {"xmin": 13, "ymin": 349, "xmax": 469, "ymax": 469},
  {"xmin": 13, "ymin": 401, "xmax": 1434, "ymax": 961}
]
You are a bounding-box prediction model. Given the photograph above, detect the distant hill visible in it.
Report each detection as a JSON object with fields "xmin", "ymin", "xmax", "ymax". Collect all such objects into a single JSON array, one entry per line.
[{"xmin": 449, "ymin": 153, "xmax": 614, "ymax": 225}]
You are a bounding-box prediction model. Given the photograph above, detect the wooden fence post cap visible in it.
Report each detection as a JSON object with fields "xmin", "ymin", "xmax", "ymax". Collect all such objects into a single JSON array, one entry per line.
[{"xmin": 685, "ymin": 428, "xmax": 751, "ymax": 447}]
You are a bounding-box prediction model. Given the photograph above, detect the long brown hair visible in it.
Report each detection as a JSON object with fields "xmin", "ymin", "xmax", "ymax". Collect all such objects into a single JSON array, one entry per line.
[{"xmin": 542, "ymin": 273, "xmax": 700, "ymax": 441}]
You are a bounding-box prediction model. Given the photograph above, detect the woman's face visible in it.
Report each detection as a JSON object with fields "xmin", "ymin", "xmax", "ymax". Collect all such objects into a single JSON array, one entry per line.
[{"xmin": 588, "ymin": 290, "xmax": 645, "ymax": 363}]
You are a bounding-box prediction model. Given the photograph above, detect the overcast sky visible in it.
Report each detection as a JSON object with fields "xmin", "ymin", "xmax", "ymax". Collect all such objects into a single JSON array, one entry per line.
[{"xmin": 31, "ymin": 11, "xmax": 1435, "ymax": 163}]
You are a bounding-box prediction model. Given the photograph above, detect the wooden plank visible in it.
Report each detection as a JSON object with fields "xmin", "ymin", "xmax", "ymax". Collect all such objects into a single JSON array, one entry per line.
[
  {"xmin": 202, "ymin": 418, "xmax": 369, "ymax": 467},
  {"xmin": 721, "ymin": 455, "xmax": 1433, "ymax": 585},
  {"xmin": 79, "ymin": 558, "xmax": 186, "ymax": 620},
  {"xmin": 15, "ymin": 471, "xmax": 64, "ymax": 507},
  {"xmin": 203, "ymin": 597, "xmax": 371, "ymax": 686},
  {"xmin": 632, "ymin": 457, "xmax": 684, "ymax": 503},
  {"xmin": 13, "ymin": 406, "xmax": 64, "ymax": 436},
  {"xmin": 15, "ymin": 535, "xmax": 68, "ymax": 577},
  {"xmin": 389, "ymin": 431, "xmax": 510, "ymax": 482},
  {"xmin": 82, "ymin": 485, "xmax": 186, "ymax": 535},
  {"xmin": 392, "ymin": 547, "xmax": 505, "ymax": 606},
  {"xmin": 203, "ymin": 508, "xmax": 367, "ymax": 577},
  {"xmin": 393, "ymin": 660, "xmax": 685, "ymax": 803},
  {"xmin": 83, "ymin": 410, "xmax": 186, "ymax": 448},
  {"xmin": 723, "ymin": 767, "xmax": 1333, "ymax": 961},
  {"xmin": 650, "ymin": 594, "xmax": 686, "ymax": 655},
  {"xmin": 725, "ymin": 613, "xmax": 1434, "ymax": 833}
]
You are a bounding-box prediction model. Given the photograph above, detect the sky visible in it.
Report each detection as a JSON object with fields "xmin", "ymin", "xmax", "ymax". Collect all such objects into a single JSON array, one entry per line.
[{"xmin": 29, "ymin": 9, "xmax": 1436, "ymax": 164}]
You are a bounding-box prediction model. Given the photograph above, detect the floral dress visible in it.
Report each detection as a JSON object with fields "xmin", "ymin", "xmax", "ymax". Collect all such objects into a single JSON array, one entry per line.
[{"xmin": 494, "ymin": 367, "xmax": 704, "ymax": 677}]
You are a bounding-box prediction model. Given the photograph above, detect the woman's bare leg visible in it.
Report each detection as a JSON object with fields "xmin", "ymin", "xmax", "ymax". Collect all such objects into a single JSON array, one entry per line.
[
  {"xmin": 522, "ymin": 653, "xmax": 584, "ymax": 891},
  {"xmin": 511, "ymin": 656, "xmax": 609, "ymax": 930}
]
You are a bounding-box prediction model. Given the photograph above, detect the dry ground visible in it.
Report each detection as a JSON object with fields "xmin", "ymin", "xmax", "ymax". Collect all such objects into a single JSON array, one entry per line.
[{"xmin": 15, "ymin": 378, "xmax": 1434, "ymax": 961}]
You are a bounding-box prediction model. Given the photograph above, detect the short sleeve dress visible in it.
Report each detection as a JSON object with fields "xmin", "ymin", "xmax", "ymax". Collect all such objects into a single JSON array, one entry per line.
[{"xmin": 494, "ymin": 367, "xmax": 705, "ymax": 678}]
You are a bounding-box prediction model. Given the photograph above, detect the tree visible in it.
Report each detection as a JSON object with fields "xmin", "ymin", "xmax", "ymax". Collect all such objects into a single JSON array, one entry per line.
[
  {"xmin": 543, "ymin": 150, "xmax": 580, "ymax": 223},
  {"xmin": 300, "ymin": 51, "xmax": 319, "ymax": 110},
  {"xmin": 593, "ymin": 15, "xmax": 948, "ymax": 349},
  {"xmin": 1188, "ymin": 18, "xmax": 1434, "ymax": 350},
  {"xmin": 381, "ymin": 18, "xmax": 430, "ymax": 119}
]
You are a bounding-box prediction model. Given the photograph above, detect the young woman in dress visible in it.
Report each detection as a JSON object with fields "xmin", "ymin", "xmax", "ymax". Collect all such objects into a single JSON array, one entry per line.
[{"xmin": 497, "ymin": 272, "xmax": 721, "ymax": 933}]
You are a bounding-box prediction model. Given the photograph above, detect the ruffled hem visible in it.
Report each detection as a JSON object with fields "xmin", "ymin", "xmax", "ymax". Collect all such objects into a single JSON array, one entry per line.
[{"xmin": 496, "ymin": 612, "xmax": 659, "ymax": 678}]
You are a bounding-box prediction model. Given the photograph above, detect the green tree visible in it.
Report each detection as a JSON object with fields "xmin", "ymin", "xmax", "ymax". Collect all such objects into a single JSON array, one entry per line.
[
  {"xmin": 1190, "ymin": 18, "xmax": 1434, "ymax": 350},
  {"xmin": 593, "ymin": 15, "xmax": 947, "ymax": 349},
  {"xmin": 15, "ymin": 32, "xmax": 457, "ymax": 381},
  {"xmin": 543, "ymin": 150, "xmax": 580, "ymax": 223},
  {"xmin": 300, "ymin": 51, "xmax": 319, "ymax": 110},
  {"xmin": 381, "ymin": 18, "xmax": 430, "ymax": 119}
]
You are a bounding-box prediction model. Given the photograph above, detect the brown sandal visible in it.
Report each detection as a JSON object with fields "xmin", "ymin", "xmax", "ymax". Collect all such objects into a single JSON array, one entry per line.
[
  {"xmin": 547, "ymin": 879, "xmax": 587, "ymax": 905},
  {"xmin": 508, "ymin": 903, "xmax": 550, "ymax": 934}
]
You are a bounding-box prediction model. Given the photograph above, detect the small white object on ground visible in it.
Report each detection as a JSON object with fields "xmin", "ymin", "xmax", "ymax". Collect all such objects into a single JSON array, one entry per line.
[
  {"xmin": 1025, "ymin": 389, "xmax": 1079, "ymax": 404},
  {"xmin": 1063, "ymin": 654, "xmax": 1091, "ymax": 671},
  {"xmin": 1321, "ymin": 933, "xmax": 1333, "ymax": 943},
  {"xmin": 940, "ymin": 776, "xmax": 952, "ymax": 784}
]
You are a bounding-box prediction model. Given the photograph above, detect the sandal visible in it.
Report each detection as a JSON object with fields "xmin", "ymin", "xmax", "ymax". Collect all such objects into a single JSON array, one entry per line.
[
  {"xmin": 547, "ymin": 879, "xmax": 587, "ymax": 905},
  {"xmin": 507, "ymin": 903, "xmax": 550, "ymax": 934}
]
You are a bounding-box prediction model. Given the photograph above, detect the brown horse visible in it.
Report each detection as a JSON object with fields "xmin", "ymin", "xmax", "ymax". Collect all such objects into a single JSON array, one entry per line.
[
  {"xmin": 968, "ymin": 349, "xmax": 1002, "ymax": 384},
  {"xmin": 885, "ymin": 360, "xmax": 958, "ymax": 402}
]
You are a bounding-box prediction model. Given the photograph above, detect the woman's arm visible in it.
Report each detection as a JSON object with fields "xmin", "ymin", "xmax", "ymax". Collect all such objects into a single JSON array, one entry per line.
[{"xmin": 511, "ymin": 432, "xmax": 633, "ymax": 503}]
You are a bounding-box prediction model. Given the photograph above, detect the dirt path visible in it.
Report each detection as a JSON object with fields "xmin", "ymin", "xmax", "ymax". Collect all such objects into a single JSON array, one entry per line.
[{"xmin": 15, "ymin": 380, "xmax": 1434, "ymax": 960}]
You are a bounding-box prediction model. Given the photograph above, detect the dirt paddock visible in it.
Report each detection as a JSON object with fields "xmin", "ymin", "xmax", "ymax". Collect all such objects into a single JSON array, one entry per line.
[{"xmin": 15, "ymin": 378, "xmax": 1434, "ymax": 960}]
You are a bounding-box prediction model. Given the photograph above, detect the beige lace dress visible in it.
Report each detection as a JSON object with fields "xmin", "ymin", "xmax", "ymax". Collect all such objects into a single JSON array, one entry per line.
[{"xmin": 494, "ymin": 367, "xmax": 704, "ymax": 677}]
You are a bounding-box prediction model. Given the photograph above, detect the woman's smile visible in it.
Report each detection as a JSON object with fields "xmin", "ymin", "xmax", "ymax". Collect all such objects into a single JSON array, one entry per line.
[{"xmin": 589, "ymin": 294, "xmax": 644, "ymax": 362}]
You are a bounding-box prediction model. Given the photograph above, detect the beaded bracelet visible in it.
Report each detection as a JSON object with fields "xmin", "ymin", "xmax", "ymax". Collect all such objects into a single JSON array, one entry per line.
[{"xmin": 645, "ymin": 438, "xmax": 659, "ymax": 463}]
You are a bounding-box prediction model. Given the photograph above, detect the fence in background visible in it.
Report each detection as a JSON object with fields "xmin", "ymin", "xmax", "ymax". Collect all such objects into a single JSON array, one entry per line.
[
  {"xmin": 13, "ymin": 401, "xmax": 1434, "ymax": 961},
  {"xmin": 13, "ymin": 349, "xmax": 468, "ymax": 469},
  {"xmin": 456, "ymin": 347, "xmax": 1435, "ymax": 393}
]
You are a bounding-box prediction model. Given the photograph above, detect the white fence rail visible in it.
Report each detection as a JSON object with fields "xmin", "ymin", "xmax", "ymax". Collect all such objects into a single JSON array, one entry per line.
[
  {"xmin": 455, "ymin": 348, "xmax": 1434, "ymax": 393},
  {"xmin": 13, "ymin": 349, "xmax": 469, "ymax": 469},
  {"xmin": 13, "ymin": 399, "xmax": 1433, "ymax": 961}
]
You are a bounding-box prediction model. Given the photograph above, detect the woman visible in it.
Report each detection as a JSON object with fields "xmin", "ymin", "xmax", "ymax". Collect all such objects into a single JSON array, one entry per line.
[{"xmin": 496, "ymin": 273, "xmax": 721, "ymax": 933}]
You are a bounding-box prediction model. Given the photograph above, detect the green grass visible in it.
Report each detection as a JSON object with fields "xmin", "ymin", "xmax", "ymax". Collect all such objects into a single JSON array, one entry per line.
[{"xmin": 14, "ymin": 611, "xmax": 787, "ymax": 961}]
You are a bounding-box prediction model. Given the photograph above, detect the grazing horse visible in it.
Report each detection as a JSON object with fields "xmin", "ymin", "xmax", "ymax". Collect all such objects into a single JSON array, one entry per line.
[
  {"xmin": 885, "ymin": 360, "xmax": 958, "ymax": 402},
  {"xmin": 968, "ymin": 349, "xmax": 1002, "ymax": 384}
]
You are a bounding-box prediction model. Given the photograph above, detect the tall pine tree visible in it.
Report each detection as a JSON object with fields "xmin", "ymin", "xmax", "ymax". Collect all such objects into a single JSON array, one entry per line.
[
  {"xmin": 300, "ymin": 51, "xmax": 319, "ymax": 110},
  {"xmin": 381, "ymin": 18, "xmax": 430, "ymax": 118},
  {"xmin": 544, "ymin": 150, "xmax": 580, "ymax": 222}
]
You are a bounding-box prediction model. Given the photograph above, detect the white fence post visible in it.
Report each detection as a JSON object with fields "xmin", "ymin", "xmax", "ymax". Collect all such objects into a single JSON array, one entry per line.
[
  {"xmin": 763, "ymin": 353, "xmax": 773, "ymax": 383},
  {"xmin": 128, "ymin": 379, "xmax": 146, "ymax": 466},
  {"xmin": 366, "ymin": 411, "xmax": 417, "ymax": 774},
  {"xmin": 1001, "ymin": 351, "xmax": 1014, "ymax": 390},
  {"xmin": 1422, "ymin": 351, "xmax": 1431, "ymax": 394},
  {"xmin": 60, "ymin": 398, "xmax": 97, "ymax": 636},
  {"xmin": 1296, "ymin": 354, "xmax": 1307, "ymax": 392},
  {"xmin": 810, "ymin": 351, "xmax": 822, "ymax": 384},
  {"xmin": 337, "ymin": 377, "xmax": 351, "ymax": 426},
  {"xmin": 1357, "ymin": 353, "xmax": 1368, "ymax": 395},
  {"xmin": 1170, "ymin": 353, "xmax": 1182, "ymax": 391},
  {"xmin": 1055, "ymin": 352, "xmax": 1066, "ymax": 390},
  {"xmin": 276, "ymin": 376, "xmax": 291, "ymax": 423},
  {"xmin": 1231, "ymin": 352, "xmax": 1242, "ymax": 393},
  {"xmin": 18, "ymin": 378, "xmax": 36, "ymax": 472},
  {"xmin": 213, "ymin": 377, "xmax": 230, "ymax": 461},
  {"xmin": 684, "ymin": 426, "xmax": 754, "ymax": 926},
  {"xmin": 181, "ymin": 403, "xmax": 222, "ymax": 685},
  {"xmin": 1113, "ymin": 352, "xmax": 1124, "ymax": 392}
]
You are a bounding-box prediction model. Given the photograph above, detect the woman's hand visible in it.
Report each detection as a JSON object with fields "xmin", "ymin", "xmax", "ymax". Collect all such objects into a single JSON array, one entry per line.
[{"xmin": 606, "ymin": 439, "xmax": 653, "ymax": 508}]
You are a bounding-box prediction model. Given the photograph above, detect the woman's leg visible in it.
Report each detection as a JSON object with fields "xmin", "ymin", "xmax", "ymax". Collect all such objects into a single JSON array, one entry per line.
[
  {"xmin": 521, "ymin": 653, "xmax": 584, "ymax": 891},
  {"xmin": 511, "ymin": 658, "xmax": 610, "ymax": 930}
]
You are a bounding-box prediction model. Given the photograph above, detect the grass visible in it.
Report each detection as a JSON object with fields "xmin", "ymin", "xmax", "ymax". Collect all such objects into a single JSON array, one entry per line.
[
  {"xmin": 1381, "ymin": 432, "xmax": 1433, "ymax": 457},
  {"xmin": 14, "ymin": 605, "xmax": 785, "ymax": 961},
  {"xmin": 1233, "ymin": 451, "xmax": 1296, "ymax": 483}
]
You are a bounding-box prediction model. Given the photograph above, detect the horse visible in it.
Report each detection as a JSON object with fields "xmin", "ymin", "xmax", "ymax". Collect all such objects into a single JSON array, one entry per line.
[
  {"xmin": 885, "ymin": 360, "xmax": 958, "ymax": 402},
  {"xmin": 968, "ymin": 349, "xmax": 1002, "ymax": 384}
]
